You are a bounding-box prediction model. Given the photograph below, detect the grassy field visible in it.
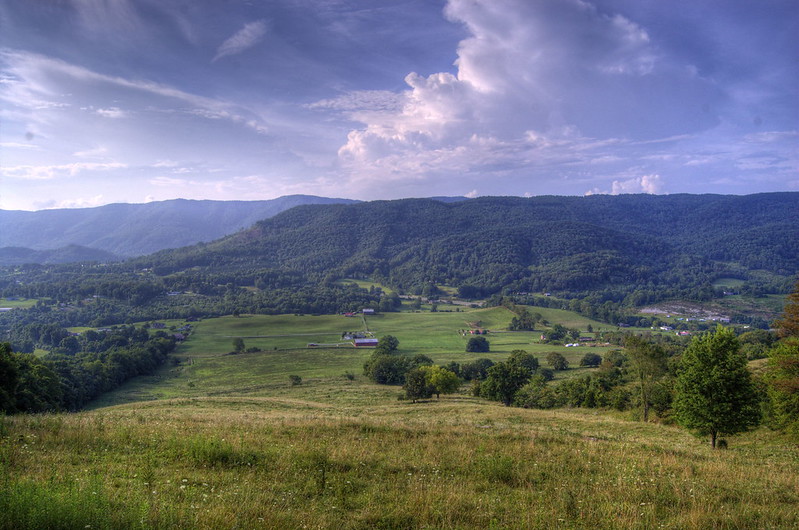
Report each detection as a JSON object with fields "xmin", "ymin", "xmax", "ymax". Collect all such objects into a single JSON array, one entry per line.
[
  {"xmin": 0, "ymin": 297, "xmax": 38, "ymax": 309},
  {"xmin": 3, "ymin": 306, "xmax": 797, "ymax": 528}
]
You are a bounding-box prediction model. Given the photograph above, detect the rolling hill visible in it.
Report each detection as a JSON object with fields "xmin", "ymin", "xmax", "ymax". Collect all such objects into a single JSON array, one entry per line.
[
  {"xmin": 0, "ymin": 195, "xmax": 358, "ymax": 260},
  {"xmin": 139, "ymin": 193, "xmax": 798, "ymax": 296}
]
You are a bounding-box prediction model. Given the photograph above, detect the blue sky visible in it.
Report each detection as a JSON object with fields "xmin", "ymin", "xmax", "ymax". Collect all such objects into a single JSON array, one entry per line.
[{"xmin": 1, "ymin": 0, "xmax": 796, "ymax": 210}]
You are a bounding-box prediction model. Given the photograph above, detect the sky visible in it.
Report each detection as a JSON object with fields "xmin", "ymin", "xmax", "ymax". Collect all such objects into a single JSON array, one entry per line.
[{"xmin": 1, "ymin": 0, "xmax": 797, "ymax": 210}]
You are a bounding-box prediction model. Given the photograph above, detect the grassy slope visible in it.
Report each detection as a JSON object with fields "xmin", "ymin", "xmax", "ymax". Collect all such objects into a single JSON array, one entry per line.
[{"xmin": 2, "ymin": 306, "xmax": 797, "ymax": 529}]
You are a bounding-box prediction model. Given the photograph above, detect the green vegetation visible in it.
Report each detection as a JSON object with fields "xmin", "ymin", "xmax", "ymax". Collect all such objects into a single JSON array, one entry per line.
[
  {"xmin": 1, "ymin": 296, "xmax": 798, "ymax": 527},
  {"xmin": 0, "ymin": 192, "xmax": 797, "ymax": 529},
  {"xmin": 674, "ymin": 327, "xmax": 761, "ymax": 448},
  {"xmin": 1, "ymin": 390, "xmax": 797, "ymax": 528}
]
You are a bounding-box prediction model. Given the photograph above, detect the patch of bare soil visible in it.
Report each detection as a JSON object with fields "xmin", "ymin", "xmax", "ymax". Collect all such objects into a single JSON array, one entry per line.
[{"xmin": 639, "ymin": 301, "xmax": 729, "ymax": 320}]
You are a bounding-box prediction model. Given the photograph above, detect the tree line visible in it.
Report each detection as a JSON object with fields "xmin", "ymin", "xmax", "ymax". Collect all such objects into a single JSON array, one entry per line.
[{"xmin": 0, "ymin": 324, "xmax": 177, "ymax": 413}]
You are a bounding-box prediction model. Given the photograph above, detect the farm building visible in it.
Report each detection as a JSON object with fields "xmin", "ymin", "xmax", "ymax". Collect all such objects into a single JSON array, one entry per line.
[{"xmin": 353, "ymin": 338, "xmax": 379, "ymax": 347}]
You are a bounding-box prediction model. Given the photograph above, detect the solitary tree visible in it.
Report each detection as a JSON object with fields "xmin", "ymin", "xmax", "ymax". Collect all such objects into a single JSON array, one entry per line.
[
  {"xmin": 546, "ymin": 352, "xmax": 569, "ymax": 371},
  {"xmin": 579, "ymin": 353, "xmax": 603, "ymax": 368},
  {"xmin": 375, "ymin": 335, "xmax": 400, "ymax": 355},
  {"xmin": 466, "ymin": 336, "xmax": 490, "ymax": 353},
  {"xmin": 673, "ymin": 326, "xmax": 761, "ymax": 448},
  {"xmin": 232, "ymin": 337, "xmax": 245, "ymax": 353}
]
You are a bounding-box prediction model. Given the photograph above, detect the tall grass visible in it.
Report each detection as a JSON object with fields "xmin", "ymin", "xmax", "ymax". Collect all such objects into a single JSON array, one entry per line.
[{"xmin": 1, "ymin": 397, "xmax": 797, "ymax": 529}]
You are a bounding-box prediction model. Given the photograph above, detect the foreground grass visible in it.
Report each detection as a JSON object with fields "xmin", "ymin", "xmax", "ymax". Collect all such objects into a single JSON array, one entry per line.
[
  {"xmin": 6, "ymin": 309, "xmax": 795, "ymax": 528},
  {"xmin": 2, "ymin": 391, "xmax": 798, "ymax": 529}
]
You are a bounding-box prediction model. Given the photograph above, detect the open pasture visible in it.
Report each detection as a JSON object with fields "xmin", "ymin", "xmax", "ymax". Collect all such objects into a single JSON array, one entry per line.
[
  {"xmin": 3, "ymin": 394, "xmax": 798, "ymax": 529},
  {"xmin": 90, "ymin": 307, "xmax": 615, "ymax": 409},
  {"xmin": 4, "ymin": 304, "xmax": 798, "ymax": 528}
]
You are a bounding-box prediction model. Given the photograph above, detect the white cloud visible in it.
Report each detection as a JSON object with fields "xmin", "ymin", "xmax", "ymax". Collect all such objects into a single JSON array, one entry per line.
[
  {"xmin": 0, "ymin": 49, "xmax": 268, "ymax": 136},
  {"xmin": 0, "ymin": 142, "xmax": 40, "ymax": 150},
  {"xmin": 329, "ymin": 0, "xmax": 718, "ymax": 194},
  {"xmin": 1, "ymin": 162, "xmax": 126, "ymax": 180},
  {"xmin": 213, "ymin": 20, "xmax": 268, "ymax": 62},
  {"xmin": 95, "ymin": 107, "xmax": 128, "ymax": 119},
  {"xmin": 584, "ymin": 174, "xmax": 665, "ymax": 196},
  {"xmin": 73, "ymin": 146, "xmax": 108, "ymax": 158},
  {"xmin": 50, "ymin": 195, "xmax": 106, "ymax": 209}
]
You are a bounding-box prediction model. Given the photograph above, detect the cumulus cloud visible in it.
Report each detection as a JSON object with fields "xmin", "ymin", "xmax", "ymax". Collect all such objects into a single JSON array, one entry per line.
[
  {"xmin": 213, "ymin": 20, "xmax": 268, "ymax": 62},
  {"xmin": 586, "ymin": 174, "xmax": 665, "ymax": 195},
  {"xmin": 327, "ymin": 0, "xmax": 722, "ymax": 195}
]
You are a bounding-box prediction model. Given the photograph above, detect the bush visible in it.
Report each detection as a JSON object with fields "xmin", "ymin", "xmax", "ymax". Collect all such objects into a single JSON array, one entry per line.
[
  {"xmin": 289, "ymin": 375, "xmax": 302, "ymax": 386},
  {"xmin": 579, "ymin": 353, "xmax": 602, "ymax": 367},
  {"xmin": 546, "ymin": 352, "xmax": 569, "ymax": 371},
  {"xmin": 461, "ymin": 358, "xmax": 494, "ymax": 380}
]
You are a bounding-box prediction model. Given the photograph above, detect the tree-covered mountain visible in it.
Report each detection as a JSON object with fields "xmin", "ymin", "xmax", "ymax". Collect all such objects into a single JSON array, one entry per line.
[
  {"xmin": 2, "ymin": 193, "xmax": 794, "ymax": 331},
  {"xmin": 0, "ymin": 245, "xmax": 121, "ymax": 266},
  {"xmin": 137, "ymin": 193, "xmax": 798, "ymax": 297},
  {"xmin": 0, "ymin": 195, "xmax": 358, "ymax": 259}
]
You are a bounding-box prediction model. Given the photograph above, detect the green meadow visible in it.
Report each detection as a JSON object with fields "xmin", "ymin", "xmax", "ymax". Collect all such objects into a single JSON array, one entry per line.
[{"xmin": 2, "ymin": 305, "xmax": 797, "ymax": 529}]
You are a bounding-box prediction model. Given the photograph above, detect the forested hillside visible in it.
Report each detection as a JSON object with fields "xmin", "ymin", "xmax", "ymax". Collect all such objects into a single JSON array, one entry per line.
[
  {"xmin": 1, "ymin": 193, "xmax": 795, "ymax": 330},
  {"xmin": 0, "ymin": 195, "xmax": 357, "ymax": 259},
  {"xmin": 0, "ymin": 245, "xmax": 121, "ymax": 265},
  {"xmin": 139, "ymin": 193, "xmax": 798, "ymax": 297}
]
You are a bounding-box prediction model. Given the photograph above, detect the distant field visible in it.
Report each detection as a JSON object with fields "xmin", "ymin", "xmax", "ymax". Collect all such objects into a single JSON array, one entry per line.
[
  {"xmin": 337, "ymin": 278, "xmax": 395, "ymax": 295},
  {"xmin": 91, "ymin": 307, "xmax": 614, "ymax": 408},
  {"xmin": 712, "ymin": 277, "xmax": 746, "ymax": 288},
  {"xmin": 0, "ymin": 297, "xmax": 37, "ymax": 309}
]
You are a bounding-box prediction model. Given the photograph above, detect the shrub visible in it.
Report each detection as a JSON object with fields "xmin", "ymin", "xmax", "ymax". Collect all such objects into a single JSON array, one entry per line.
[{"xmin": 579, "ymin": 353, "xmax": 602, "ymax": 367}]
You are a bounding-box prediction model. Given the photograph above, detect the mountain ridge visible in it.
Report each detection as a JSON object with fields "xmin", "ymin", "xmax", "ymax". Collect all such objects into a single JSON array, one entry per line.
[
  {"xmin": 0, "ymin": 195, "xmax": 359, "ymax": 260},
  {"xmin": 134, "ymin": 192, "xmax": 798, "ymax": 297}
]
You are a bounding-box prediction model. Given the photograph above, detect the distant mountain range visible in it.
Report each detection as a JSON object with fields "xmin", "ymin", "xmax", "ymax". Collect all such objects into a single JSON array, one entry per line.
[{"xmin": 0, "ymin": 195, "xmax": 360, "ymax": 264}]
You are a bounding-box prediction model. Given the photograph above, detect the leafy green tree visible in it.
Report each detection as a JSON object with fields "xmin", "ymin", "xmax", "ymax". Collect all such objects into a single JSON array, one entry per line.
[
  {"xmin": 375, "ymin": 335, "xmax": 400, "ymax": 355},
  {"xmin": 674, "ymin": 327, "xmax": 761, "ymax": 448},
  {"xmin": 579, "ymin": 353, "xmax": 602, "ymax": 367},
  {"xmin": 411, "ymin": 353, "xmax": 434, "ymax": 367},
  {"xmin": 461, "ymin": 358, "xmax": 494, "ymax": 380},
  {"xmin": 466, "ymin": 336, "xmax": 490, "ymax": 353},
  {"xmin": 763, "ymin": 339, "xmax": 799, "ymax": 433},
  {"xmin": 546, "ymin": 352, "xmax": 568, "ymax": 371},
  {"xmin": 508, "ymin": 350, "xmax": 539, "ymax": 374},
  {"xmin": 289, "ymin": 374, "xmax": 302, "ymax": 386},
  {"xmin": 421, "ymin": 365, "xmax": 460, "ymax": 399},
  {"xmin": 0, "ymin": 343, "xmax": 19, "ymax": 413},
  {"xmin": 232, "ymin": 337, "xmax": 245, "ymax": 353},
  {"xmin": 480, "ymin": 361, "xmax": 530, "ymax": 406},
  {"xmin": 363, "ymin": 354, "xmax": 412, "ymax": 385},
  {"xmin": 514, "ymin": 374, "xmax": 557, "ymax": 409},
  {"xmin": 404, "ymin": 368, "xmax": 434, "ymax": 403},
  {"xmin": 775, "ymin": 280, "xmax": 799, "ymax": 338},
  {"xmin": 624, "ymin": 335, "xmax": 669, "ymax": 422}
]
